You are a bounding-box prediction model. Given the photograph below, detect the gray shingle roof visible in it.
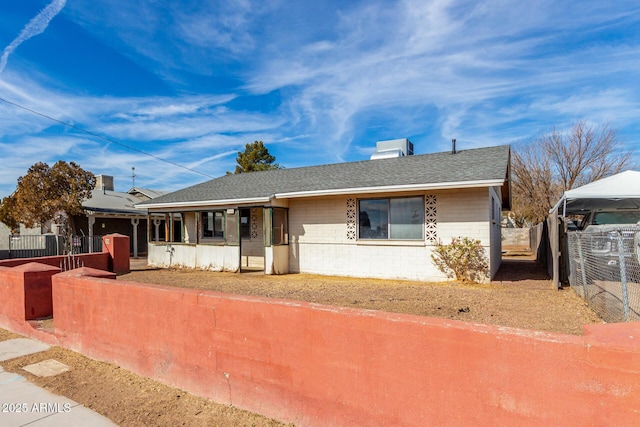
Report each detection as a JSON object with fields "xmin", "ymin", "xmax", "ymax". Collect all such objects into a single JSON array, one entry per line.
[
  {"xmin": 128, "ymin": 188, "xmax": 167, "ymax": 199},
  {"xmin": 83, "ymin": 188, "xmax": 167, "ymax": 215},
  {"xmin": 139, "ymin": 145, "xmax": 510, "ymax": 207},
  {"xmin": 83, "ymin": 189, "xmax": 147, "ymax": 215}
]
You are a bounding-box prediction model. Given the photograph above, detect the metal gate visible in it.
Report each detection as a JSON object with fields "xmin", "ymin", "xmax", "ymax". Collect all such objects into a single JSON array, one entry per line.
[{"xmin": 9, "ymin": 234, "xmax": 103, "ymax": 259}]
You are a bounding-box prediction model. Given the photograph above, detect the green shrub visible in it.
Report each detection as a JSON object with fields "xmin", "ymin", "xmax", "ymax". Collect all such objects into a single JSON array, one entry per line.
[{"xmin": 431, "ymin": 237, "xmax": 489, "ymax": 283}]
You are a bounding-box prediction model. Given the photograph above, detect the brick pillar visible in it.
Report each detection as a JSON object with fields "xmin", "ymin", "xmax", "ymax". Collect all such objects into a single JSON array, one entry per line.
[
  {"xmin": 102, "ymin": 233, "xmax": 130, "ymax": 274},
  {"xmin": 12, "ymin": 262, "xmax": 60, "ymax": 320}
]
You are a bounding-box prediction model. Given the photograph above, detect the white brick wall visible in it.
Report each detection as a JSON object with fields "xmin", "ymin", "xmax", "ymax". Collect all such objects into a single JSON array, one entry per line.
[
  {"xmin": 436, "ymin": 188, "xmax": 490, "ymax": 244},
  {"xmin": 291, "ymin": 241, "xmax": 444, "ymax": 281},
  {"xmin": 148, "ymin": 242, "xmax": 197, "ymax": 268},
  {"xmin": 290, "ymin": 197, "xmax": 347, "ymax": 244},
  {"xmin": 148, "ymin": 242, "xmax": 240, "ymax": 271},
  {"xmin": 489, "ymin": 186, "xmax": 503, "ymax": 278},
  {"xmin": 288, "ymin": 189, "xmax": 499, "ymax": 281},
  {"xmin": 196, "ymin": 244, "xmax": 240, "ymax": 271}
]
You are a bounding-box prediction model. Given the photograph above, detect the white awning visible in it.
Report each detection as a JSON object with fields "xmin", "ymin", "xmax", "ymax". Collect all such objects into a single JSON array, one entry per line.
[{"xmin": 551, "ymin": 170, "xmax": 640, "ymax": 214}]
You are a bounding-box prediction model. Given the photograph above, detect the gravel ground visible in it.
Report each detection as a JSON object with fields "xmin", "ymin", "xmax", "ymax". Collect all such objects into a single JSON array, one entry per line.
[{"xmin": 120, "ymin": 255, "xmax": 602, "ymax": 335}]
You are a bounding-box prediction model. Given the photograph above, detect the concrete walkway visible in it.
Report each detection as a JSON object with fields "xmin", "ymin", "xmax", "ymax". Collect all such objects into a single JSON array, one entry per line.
[{"xmin": 0, "ymin": 338, "xmax": 117, "ymax": 427}]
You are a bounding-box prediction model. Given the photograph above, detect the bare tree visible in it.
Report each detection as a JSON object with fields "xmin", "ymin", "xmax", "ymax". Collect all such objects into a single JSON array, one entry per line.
[
  {"xmin": 511, "ymin": 120, "xmax": 633, "ymax": 224},
  {"xmin": 511, "ymin": 145, "xmax": 558, "ymax": 226}
]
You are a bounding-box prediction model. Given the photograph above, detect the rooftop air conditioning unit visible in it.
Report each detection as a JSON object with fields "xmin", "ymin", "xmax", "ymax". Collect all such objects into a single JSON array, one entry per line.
[{"xmin": 370, "ymin": 138, "xmax": 414, "ymax": 160}]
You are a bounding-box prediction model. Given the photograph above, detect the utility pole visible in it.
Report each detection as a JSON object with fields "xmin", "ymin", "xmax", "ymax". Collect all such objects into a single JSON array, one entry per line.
[{"xmin": 131, "ymin": 167, "xmax": 136, "ymax": 188}]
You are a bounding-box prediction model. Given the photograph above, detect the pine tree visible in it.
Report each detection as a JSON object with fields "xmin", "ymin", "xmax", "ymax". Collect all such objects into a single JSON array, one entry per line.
[{"xmin": 230, "ymin": 141, "xmax": 282, "ymax": 174}]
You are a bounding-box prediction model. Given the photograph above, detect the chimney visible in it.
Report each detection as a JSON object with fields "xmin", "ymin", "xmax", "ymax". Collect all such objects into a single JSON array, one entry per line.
[{"xmin": 451, "ymin": 139, "xmax": 457, "ymax": 154}]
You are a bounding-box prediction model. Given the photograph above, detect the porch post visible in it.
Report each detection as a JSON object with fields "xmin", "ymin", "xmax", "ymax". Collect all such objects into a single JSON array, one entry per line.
[
  {"xmin": 88, "ymin": 215, "xmax": 96, "ymax": 253},
  {"xmin": 153, "ymin": 219, "xmax": 162, "ymax": 242},
  {"xmin": 131, "ymin": 218, "xmax": 140, "ymax": 257}
]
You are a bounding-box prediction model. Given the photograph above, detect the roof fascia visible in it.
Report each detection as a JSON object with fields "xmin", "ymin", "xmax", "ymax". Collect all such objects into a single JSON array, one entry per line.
[
  {"xmin": 84, "ymin": 211, "xmax": 150, "ymax": 218},
  {"xmin": 136, "ymin": 179, "xmax": 506, "ymax": 210},
  {"xmin": 274, "ymin": 179, "xmax": 506, "ymax": 199},
  {"xmin": 136, "ymin": 196, "xmax": 272, "ymax": 210}
]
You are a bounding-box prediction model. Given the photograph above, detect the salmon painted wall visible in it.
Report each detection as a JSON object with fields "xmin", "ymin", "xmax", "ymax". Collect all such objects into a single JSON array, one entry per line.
[
  {"xmin": 0, "ymin": 263, "xmax": 53, "ymax": 319},
  {"xmin": 51, "ymin": 273, "xmax": 640, "ymax": 427},
  {"xmin": 0, "ymin": 252, "xmax": 109, "ymax": 271},
  {"xmin": 0, "ymin": 234, "xmax": 130, "ymax": 274},
  {"xmin": 0, "ymin": 234, "xmax": 127, "ymax": 339}
]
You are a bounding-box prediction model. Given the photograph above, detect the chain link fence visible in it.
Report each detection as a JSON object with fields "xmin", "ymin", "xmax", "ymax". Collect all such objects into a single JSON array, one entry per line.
[{"xmin": 567, "ymin": 226, "xmax": 640, "ymax": 322}]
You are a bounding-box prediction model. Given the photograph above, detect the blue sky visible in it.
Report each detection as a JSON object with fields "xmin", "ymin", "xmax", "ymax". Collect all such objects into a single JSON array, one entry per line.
[{"xmin": 0, "ymin": 1, "xmax": 639, "ymax": 196}]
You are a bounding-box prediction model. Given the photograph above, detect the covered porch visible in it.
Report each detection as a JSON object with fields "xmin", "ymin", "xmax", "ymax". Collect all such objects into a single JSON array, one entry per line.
[{"xmin": 146, "ymin": 205, "xmax": 289, "ymax": 274}]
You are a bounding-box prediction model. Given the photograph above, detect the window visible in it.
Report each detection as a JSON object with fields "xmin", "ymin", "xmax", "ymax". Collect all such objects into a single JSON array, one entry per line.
[
  {"xmin": 202, "ymin": 211, "xmax": 224, "ymax": 238},
  {"xmin": 359, "ymin": 199, "xmax": 389, "ymax": 239},
  {"xmin": 240, "ymin": 209, "xmax": 251, "ymax": 238},
  {"xmin": 225, "ymin": 209, "xmax": 239, "ymax": 244},
  {"xmin": 166, "ymin": 213, "xmax": 183, "ymax": 242},
  {"xmin": 593, "ymin": 211, "xmax": 640, "ymax": 225},
  {"xmin": 272, "ymin": 208, "xmax": 289, "ymax": 245},
  {"xmin": 359, "ymin": 197, "xmax": 424, "ymax": 240}
]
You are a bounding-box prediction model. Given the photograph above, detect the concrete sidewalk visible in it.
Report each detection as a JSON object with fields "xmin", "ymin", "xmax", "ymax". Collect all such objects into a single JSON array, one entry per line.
[{"xmin": 0, "ymin": 338, "xmax": 117, "ymax": 427}]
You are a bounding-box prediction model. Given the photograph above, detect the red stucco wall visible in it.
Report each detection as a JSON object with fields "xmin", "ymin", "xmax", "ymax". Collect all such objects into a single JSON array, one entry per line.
[
  {"xmin": 102, "ymin": 234, "xmax": 130, "ymax": 274},
  {"xmin": 0, "ymin": 234, "xmax": 130, "ymax": 273},
  {"xmin": 50, "ymin": 273, "xmax": 640, "ymax": 427},
  {"xmin": 0, "ymin": 234, "xmax": 127, "ymax": 338},
  {"xmin": 0, "ymin": 263, "xmax": 59, "ymax": 321},
  {"xmin": 0, "ymin": 252, "xmax": 109, "ymax": 271}
]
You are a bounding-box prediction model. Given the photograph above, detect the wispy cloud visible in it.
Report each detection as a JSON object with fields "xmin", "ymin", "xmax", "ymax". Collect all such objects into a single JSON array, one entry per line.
[
  {"xmin": 0, "ymin": 0, "xmax": 66, "ymax": 74},
  {"xmin": 1, "ymin": 0, "xmax": 639, "ymax": 195},
  {"xmin": 239, "ymin": 0, "xmax": 640, "ymax": 155},
  {"xmin": 0, "ymin": 71, "xmax": 288, "ymax": 194}
]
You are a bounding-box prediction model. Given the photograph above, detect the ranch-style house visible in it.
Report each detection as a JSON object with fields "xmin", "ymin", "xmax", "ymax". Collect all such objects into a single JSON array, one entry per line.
[{"xmin": 137, "ymin": 141, "xmax": 511, "ymax": 282}]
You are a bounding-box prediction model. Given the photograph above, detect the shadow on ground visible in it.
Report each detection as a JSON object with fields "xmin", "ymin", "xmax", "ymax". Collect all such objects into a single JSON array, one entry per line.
[{"xmin": 493, "ymin": 253, "xmax": 551, "ymax": 286}]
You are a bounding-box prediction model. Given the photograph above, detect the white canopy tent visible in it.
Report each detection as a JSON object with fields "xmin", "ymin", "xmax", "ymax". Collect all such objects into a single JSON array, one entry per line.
[
  {"xmin": 549, "ymin": 170, "xmax": 640, "ymax": 287},
  {"xmin": 551, "ymin": 170, "xmax": 640, "ymax": 215}
]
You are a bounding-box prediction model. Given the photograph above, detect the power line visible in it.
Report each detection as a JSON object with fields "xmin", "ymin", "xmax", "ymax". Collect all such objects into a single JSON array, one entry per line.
[{"xmin": 0, "ymin": 95, "xmax": 215, "ymax": 179}]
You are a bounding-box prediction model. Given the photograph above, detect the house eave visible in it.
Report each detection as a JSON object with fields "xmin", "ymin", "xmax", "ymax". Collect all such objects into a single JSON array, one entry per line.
[
  {"xmin": 274, "ymin": 179, "xmax": 507, "ymax": 199},
  {"xmin": 137, "ymin": 196, "xmax": 272, "ymax": 210},
  {"xmin": 137, "ymin": 180, "xmax": 506, "ymax": 210}
]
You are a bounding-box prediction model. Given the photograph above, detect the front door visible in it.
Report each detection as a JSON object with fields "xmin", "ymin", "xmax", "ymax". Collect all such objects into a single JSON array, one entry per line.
[{"xmin": 239, "ymin": 208, "xmax": 265, "ymax": 271}]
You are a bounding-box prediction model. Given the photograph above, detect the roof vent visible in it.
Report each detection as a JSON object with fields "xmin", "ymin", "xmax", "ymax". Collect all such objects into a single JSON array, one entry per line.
[
  {"xmin": 452, "ymin": 138, "xmax": 456, "ymax": 154},
  {"xmin": 370, "ymin": 138, "xmax": 414, "ymax": 160}
]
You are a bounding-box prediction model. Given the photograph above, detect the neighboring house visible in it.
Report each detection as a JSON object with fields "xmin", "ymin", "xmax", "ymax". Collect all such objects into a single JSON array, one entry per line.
[
  {"xmin": 0, "ymin": 223, "xmax": 45, "ymax": 259},
  {"xmin": 72, "ymin": 175, "xmax": 166, "ymax": 257},
  {"xmin": 137, "ymin": 142, "xmax": 511, "ymax": 282},
  {"xmin": 0, "ymin": 174, "xmax": 165, "ymax": 259}
]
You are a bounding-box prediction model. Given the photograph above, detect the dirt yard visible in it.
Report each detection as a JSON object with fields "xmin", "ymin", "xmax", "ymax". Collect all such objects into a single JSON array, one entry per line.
[
  {"xmin": 0, "ymin": 254, "xmax": 602, "ymax": 426},
  {"xmin": 119, "ymin": 255, "xmax": 601, "ymax": 335}
]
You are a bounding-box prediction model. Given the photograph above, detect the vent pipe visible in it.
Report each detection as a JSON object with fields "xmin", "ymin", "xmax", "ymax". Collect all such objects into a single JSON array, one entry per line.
[{"xmin": 451, "ymin": 139, "xmax": 457, "ymax": 154}]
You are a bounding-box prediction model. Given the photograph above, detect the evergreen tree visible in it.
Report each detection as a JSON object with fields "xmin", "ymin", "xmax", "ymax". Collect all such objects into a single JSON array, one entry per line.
[{"xmin": 230, "ymin": 141, "xmax": 282, "ymax": 174}]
